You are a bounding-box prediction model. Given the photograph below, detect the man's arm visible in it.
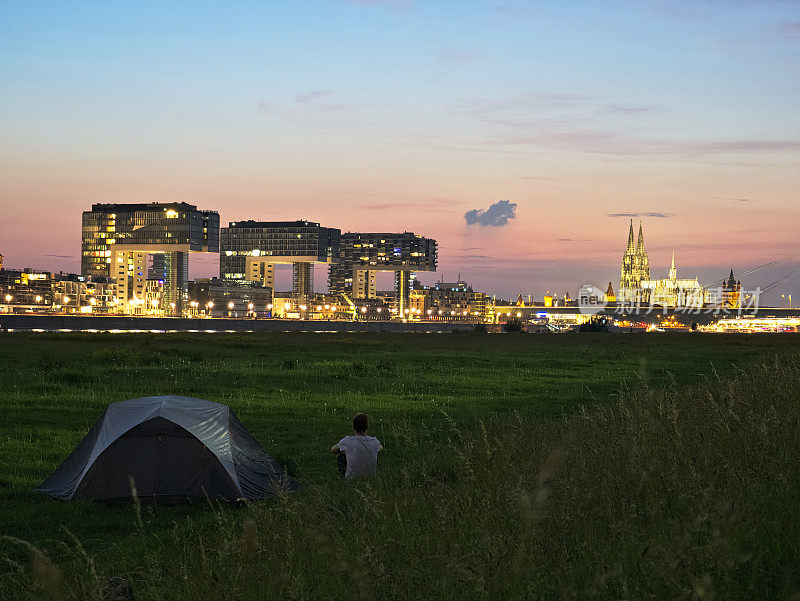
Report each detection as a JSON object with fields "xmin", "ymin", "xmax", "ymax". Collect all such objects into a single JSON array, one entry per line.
[{"xmin": 330, "ymin": 444, "xmax": 341, "ymax": 454}]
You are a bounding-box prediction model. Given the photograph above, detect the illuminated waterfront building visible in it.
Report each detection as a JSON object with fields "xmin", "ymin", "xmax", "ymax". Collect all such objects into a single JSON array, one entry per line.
[
  {"xmin": 328, "ymin": 232, "xmax": 437, "ymax": 313},
  {"xmin": 189, "ymin": 278, "xmax": 273, "ymax": 318},
  {"xmin": 0, "ymin": 269, "xmax": 116, "ymax": 314},
  {"xmin": 55, "ymin": 274, "xmax": 117, "ymax": 314},
  {"xmin": 0, "ymin": 269, "xmax": 56, "ymax": 311},
  {"xmin": 416, "ymin": 278, "xmax": 488, "ymax": 322},
  {"xmin": 220, "ymin": 220, "xmax": 339, "ymax": 301},
  {"xmin": 144, "ymin": 279, "xmax": 164, "ymax": 315},
  {"xmin": 81, "ymin": 202, "xmax": 219, "ymax": 315}
]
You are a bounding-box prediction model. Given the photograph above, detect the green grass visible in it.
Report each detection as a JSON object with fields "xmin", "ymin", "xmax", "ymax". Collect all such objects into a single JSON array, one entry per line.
[{"xmin": 1, "ymin": 331, "xmax": 799, "ymax": 599}]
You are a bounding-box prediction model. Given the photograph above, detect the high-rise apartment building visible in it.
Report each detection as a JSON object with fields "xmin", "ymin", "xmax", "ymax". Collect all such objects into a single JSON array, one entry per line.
[
  {"xmin": 81, "ymin": 203, "xmax": 219, "ymax": 314},
  {"xmin": 220, "ymin": 220, "xmax": 339, "ymax": 300},
  {"xmin": 328, "ymin": 232, "xmax": 437, "ymax": 312}
]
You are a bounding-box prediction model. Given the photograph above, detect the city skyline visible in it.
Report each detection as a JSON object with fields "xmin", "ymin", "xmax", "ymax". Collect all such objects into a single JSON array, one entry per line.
[{"xmin": 1, "ymin": 1, "xmax": 799, "ymax": 300}]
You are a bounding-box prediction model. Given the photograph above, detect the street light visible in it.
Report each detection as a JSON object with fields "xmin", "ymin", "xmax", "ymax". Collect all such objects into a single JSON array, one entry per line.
[
  {"xmin": 35, "ymin": 295, "xmax": 42, "ymax": 303},
  {"xmin": 228, "ymin": 301, "xmax": 235, "ymax": 309},
  {"xmin": 4, "ymin": 294, "xmax": 11, "ymax": 302}
]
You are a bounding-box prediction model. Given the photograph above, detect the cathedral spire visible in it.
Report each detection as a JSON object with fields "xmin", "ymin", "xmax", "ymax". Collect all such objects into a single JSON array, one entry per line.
[
  {"xmin": 669, "ymin": 250, "xmax": 676, "ymax": 280},
  {"xmin": 626, "ymin": 219, "xmax": 635, "ymax": 254},
  {"xmin": 635, "ymin": 221, "xmax": 650, "ymax": 280},
  {"xmin": 636, "ymin": 221, "xmax": 646, "ymax": 254}
]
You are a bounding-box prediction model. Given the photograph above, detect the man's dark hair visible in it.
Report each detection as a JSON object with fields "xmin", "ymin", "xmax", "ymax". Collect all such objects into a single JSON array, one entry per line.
[{"xmin": 353, "ymin": 413, "xmax": 369, "ymax": 434}]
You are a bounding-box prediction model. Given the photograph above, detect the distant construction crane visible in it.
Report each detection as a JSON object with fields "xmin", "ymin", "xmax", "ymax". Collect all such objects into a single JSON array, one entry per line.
[{"xmin": 339, "ymin": 293, "xmax": 357, "ymax": 321}]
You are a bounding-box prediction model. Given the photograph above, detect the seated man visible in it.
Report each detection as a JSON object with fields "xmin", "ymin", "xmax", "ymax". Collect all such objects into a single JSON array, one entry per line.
[{"xmin": 330, "ymin": 413, "xmax": 382, "ymax": 478}]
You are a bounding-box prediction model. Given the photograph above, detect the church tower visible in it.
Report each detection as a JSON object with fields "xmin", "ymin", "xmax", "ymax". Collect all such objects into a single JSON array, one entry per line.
[
  {"xmin": 605, "ymin": 282, "xmax": 616, "ymax": 303},
  {"xmin": 723, "ymin": 268, "xmax": 742, "ymax": 309},
  {"xmin": 635, "ymin": 221, "xmax": 650, "ymax": 281},
  {"xmin": 620, "ymin": 220, "xmax": 637, "ymax": 301},
  {"xmin": 620, "ymin": 220, "xmax": 650, "ymax": 303}
]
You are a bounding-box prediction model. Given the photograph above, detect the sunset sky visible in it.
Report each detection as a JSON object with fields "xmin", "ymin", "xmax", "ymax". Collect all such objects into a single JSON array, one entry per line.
[{"xmin": 1, "ymin": 1, "xmax": 798, "ymax": 301}]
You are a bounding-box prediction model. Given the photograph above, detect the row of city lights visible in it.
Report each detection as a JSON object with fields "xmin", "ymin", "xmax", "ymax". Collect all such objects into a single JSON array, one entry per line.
[
  {"xmin": 3, "ymin": 294, "xmax": 508, "ymax": 318},
  {"xmin": 129, "ymin": 297, "xmax": 175, "ymax": 310},
  {"xmin": 204, "ymin": 299, "xmax": 484, "ymax": 317},
  {"xmin": 3, "ymin": 294, "xmax": 101, "ymax": 305}
]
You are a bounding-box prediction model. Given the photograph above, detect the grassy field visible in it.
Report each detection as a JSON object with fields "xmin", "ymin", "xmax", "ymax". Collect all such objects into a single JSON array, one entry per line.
[{"xmin": 1, "ymin": 331, "xmax": 799, "ymax": 599}]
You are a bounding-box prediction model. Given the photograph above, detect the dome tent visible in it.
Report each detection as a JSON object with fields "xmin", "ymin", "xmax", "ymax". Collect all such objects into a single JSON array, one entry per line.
[{"xmin": 36, "ymin": 396, "xmax": 295, "ymax": 501}]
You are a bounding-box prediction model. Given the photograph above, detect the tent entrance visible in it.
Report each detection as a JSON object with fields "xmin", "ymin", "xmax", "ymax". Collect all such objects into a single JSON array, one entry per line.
[{"xmin": 75, "ymin": 417, "xmax": 239, "ymax": 501}]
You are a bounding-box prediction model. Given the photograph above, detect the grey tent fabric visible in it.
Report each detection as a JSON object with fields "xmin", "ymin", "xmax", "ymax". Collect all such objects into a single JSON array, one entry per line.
[{"xmin": 36, "ymin": 395, "xmax": 295, "ymax": 501}]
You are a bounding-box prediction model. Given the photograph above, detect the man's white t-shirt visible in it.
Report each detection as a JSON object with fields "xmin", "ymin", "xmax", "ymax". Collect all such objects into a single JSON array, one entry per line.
[{"xmin": 338, "ymin": 435, "xmax": 381, "ymax": 478}]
